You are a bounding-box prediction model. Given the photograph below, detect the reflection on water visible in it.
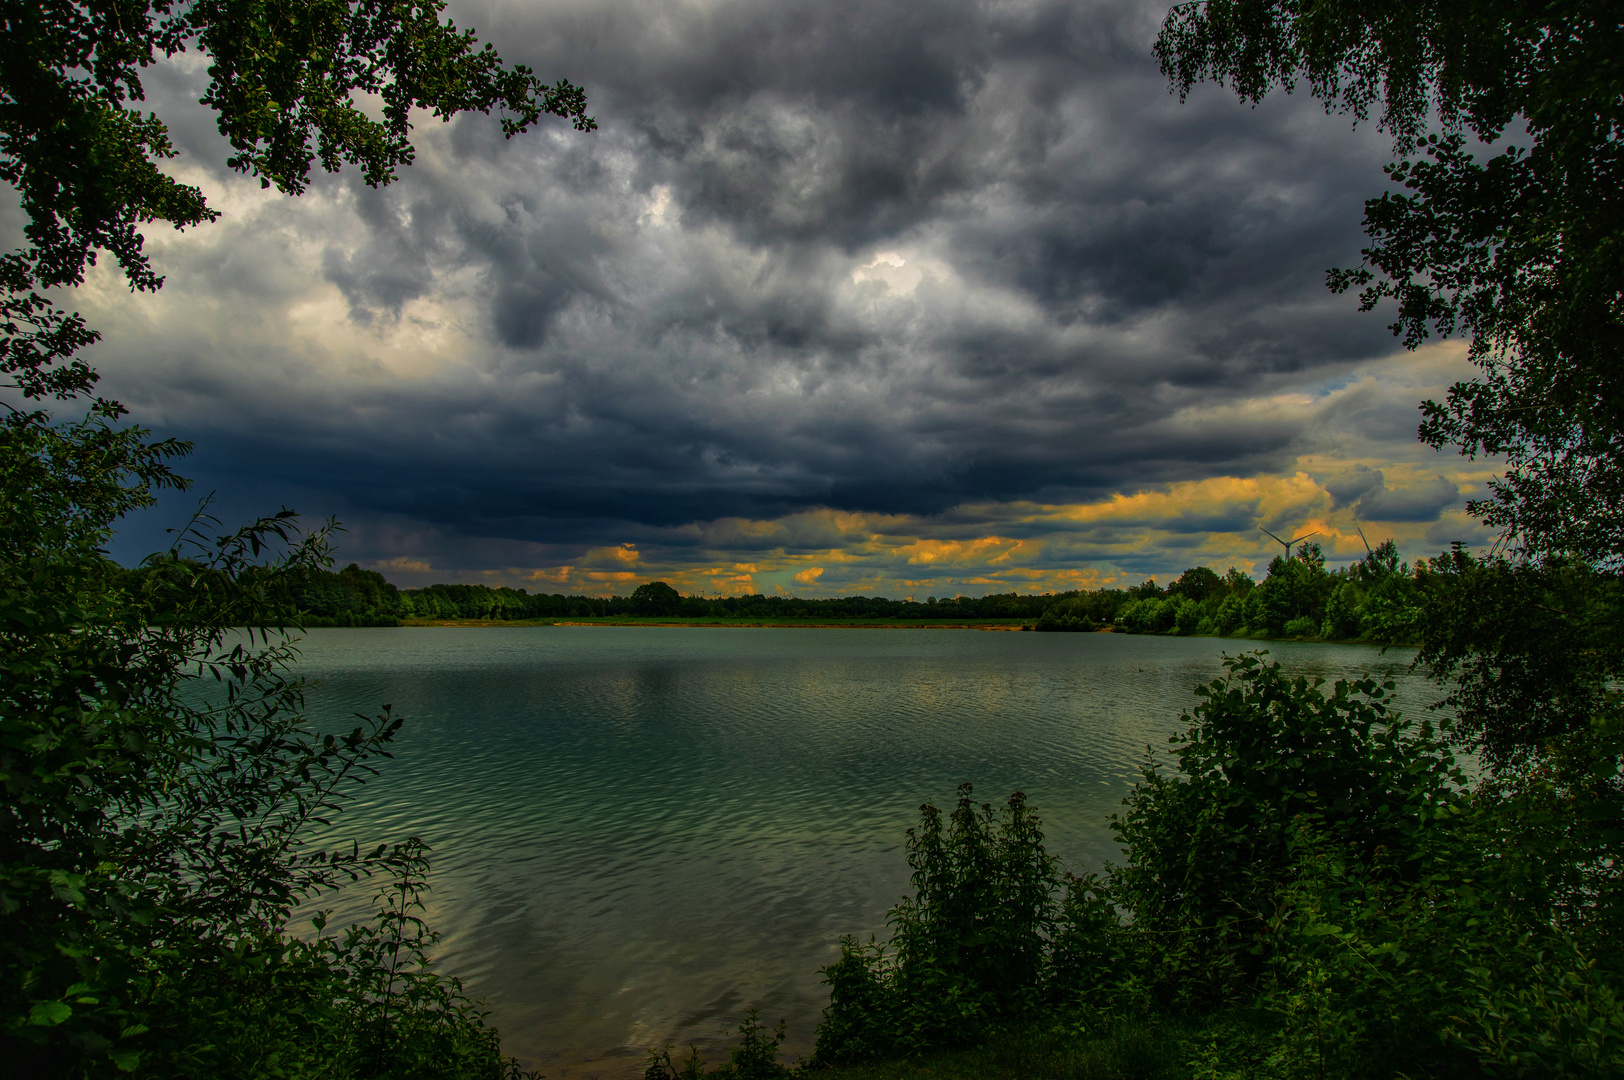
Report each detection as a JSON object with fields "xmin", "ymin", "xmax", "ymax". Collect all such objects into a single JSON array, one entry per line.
[{"xmin": 289, "ymin": 627, "xmax": 1431, "ymax": 1075}]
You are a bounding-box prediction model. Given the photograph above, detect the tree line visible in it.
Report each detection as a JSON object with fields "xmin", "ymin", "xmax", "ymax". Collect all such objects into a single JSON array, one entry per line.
[
  {"xmin": 1046, "ymin": 538, "xmax": 1425, "ymax": 642},
  {"xmin": 116, "ymin": 560, "xmax": 1064, "ymax": 625},
  {"xmin": 120, "ymin": 537, "xmax": 1433, "ymax": 645}
]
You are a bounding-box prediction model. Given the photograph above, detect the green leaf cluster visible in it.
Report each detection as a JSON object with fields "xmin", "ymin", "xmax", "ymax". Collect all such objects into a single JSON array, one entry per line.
[
  {"xmin": 0, "ymin": 0, "xmax": 594, "ymax": 298},
  {"xmin": 1079, "ymin": 543, "xmax": 1426, "ymax": 643},
  {"xmin": 644, "ymin": 1010, "xmax": 793, "ymax": 1080},
  {"xmin": 815, "ymin": 653, "xmax": 1624, "ymax": 1077},
  {"xmin": 1155, "ymin": 0, "xmax": 1624, "ymax": 568},
  {"xmin": 0, "ymin": 404, "xmax": 530, "ymax": 1078},
  {"xmin": 815, "ymin": 787, "xmax": 1061, "ymax": 1064}
]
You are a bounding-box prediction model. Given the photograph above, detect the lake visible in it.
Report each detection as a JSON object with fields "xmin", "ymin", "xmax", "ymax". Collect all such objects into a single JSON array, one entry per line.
[{"xmin": 290, "ymin": 627, "xmax": 1436, "ymax": 1075}]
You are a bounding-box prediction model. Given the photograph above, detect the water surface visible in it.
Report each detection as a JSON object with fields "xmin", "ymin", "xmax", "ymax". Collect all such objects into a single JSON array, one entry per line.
[{"xmin": 291, "ymin": 627, "xmax": 1433, "ymax": 1074}]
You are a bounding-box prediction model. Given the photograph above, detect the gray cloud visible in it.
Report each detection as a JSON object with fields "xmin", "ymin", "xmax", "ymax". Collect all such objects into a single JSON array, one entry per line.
[
  {"xmin": 1325, "ymin": 465, "xmax": 1386, "ymax": 510},
  {"xmin": 1324, "ymin": 466, "xmax": 1460, "ymax": 523},
  {"xmin": 1424, "ymin": 514, "xmax": 1500, "ymax": 550},
  {"xmin": 86, "ymin": 0, "xmax": 1419, "ymax": 574},
  {"xmin": 1356, "ymin": 474, "xmax": 1460, "ymax": 522}
]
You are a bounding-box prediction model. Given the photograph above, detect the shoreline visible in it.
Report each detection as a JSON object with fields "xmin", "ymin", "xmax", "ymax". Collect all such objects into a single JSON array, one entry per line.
[
  {"xmin": 400, "ymin": 618, "xmax": 1042, "ymax": 630},
  {"xmin": 323, "ymin": 620, "xmax": 1409, "ymax": 646}
]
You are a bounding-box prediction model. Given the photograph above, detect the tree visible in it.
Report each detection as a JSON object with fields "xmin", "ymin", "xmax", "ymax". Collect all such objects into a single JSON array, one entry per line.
[
  {"xmin": 1, "ymin": 403, "xmax": 530, "ymax": 1077},
  {"xmin": 1, "ymin": 0, "xmax": 595, "ymax": 400},
  {"xmin": 1155, "ymin": 0, "xmax": 1624, "ymax": 766},
  {"xmin": 1169, "ymin": 565, "xmax": 1223, "ymax": 603},
  {"xmin": 1156, "ymin": 0, "xmax": 1622, "ymax": 565},
  {"xmin": 630, "ymin": 580, "xmax": 682, "ymax": 616}
]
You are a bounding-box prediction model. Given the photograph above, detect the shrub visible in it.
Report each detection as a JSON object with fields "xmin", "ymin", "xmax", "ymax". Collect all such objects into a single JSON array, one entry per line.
[
  {"xmin": 1105, "ymin": 654, "xmax": 1466, "ymax": 1006},
  {"xmin": 818, "ymin": 652, "xmax": 1622, "ymax": 1075},
  {"xmin": 1034, "ymin": 607, "xmax": 1094, "ymax": 632},
  {"xmin": 1118, "ymin": 598, "xmax": 1175, "ymax": 634},
  {"xmin": 646, "ymin": 1010, "xmax": 789, "ymax": 1080},
  {"xmin": 1282, "ymin": 615, "xmax": 1319, "ymax": 639},
  {"xmin": 0, "ymin": 405, "xmax": 519, "ymax": 1079},
  {"xmin": 814, "ymin": 787, "xmax": 1060, "ymax": 1062}
]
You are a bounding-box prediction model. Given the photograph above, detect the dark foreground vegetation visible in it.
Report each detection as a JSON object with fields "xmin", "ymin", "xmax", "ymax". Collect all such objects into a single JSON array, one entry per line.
[
  {"xmin": 807, "ymin": 651, "xmax": 1622, "ymax": 1077},
  {"xmin": 5, "ymin": 409, "xmax": 538, "ymax": 1079},
  {"xmin": 656, "ymin": 638, "xmax": 1623, "ymax": 1080}
]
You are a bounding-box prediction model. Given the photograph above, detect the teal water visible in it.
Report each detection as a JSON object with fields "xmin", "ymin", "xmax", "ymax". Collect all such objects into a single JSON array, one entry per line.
[{"xmin": 290, "ymin": 627, "xmax": 1434, "ymax": 1075}]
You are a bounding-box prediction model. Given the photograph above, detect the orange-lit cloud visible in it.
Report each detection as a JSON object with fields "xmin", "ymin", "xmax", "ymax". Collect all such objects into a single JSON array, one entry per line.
[{"xmin": 373, "ymin": 556, "xmax": 432, "ymax": 573}]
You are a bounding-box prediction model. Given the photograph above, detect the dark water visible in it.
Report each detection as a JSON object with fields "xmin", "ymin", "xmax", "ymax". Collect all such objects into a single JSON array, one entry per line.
[{"xmin": 288, "ymin": 627, "xmax": 1433, "ymax": 1075}]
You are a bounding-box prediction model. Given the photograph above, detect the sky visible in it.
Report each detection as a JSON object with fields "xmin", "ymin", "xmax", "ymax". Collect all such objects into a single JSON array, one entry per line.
[{"xmin": 64, "ymin": 0, "xmax": 1499, "ymax": 597}]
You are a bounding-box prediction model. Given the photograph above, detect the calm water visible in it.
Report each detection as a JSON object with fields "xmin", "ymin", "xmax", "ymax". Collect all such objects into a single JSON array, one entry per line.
[{"xmin": 288, "ymin": 627, "xmax": 1434, "ymax": 1075}]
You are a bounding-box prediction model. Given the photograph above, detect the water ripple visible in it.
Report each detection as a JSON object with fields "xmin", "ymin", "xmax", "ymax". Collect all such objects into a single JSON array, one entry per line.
[{"xmin": 288, "ymin": 628, "xmax": 1434, "ymax": 1075}]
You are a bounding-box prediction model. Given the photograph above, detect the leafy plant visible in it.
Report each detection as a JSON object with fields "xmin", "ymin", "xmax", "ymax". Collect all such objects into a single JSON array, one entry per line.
[
  {"xmin": 814, "ymin": 653, "xmax": 1622, "ymax": 1076},
  {"xmin": 644, "ymin": 1010, "xmax": 790, "ymax": 1080},
  {"xmin": 1106, "ymin": 653, "xmax": 1466, "ymax": 1008},
  {"xmin": 0, "ymin": 402, "xmax": 522, "ymax": 1077},
  {"xmin": 815, "ymin": 787, "xmax": 1061, "ymax": 1063}
]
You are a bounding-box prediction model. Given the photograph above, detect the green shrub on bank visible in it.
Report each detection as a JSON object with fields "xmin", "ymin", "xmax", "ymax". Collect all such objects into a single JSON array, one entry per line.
[
  {"xmin": 814, "ymin": 652, "xmax": 1624, "ymax": 1077},
  {"xmin": 1086, "ymin": 540, "xmax": 1451, "ymax": 645},
  {"xmin": 1280, "ymin": 615, "xmax": 1318, "ymax": 639},
  {"xmin": 817, "ymin": 787, "xmax": 1060, "ymax": 1062}
]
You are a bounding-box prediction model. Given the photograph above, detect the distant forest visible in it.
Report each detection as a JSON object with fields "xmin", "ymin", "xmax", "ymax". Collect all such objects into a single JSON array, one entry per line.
[{"xmin": 123, "ymin": 539, "xmax": 1425, "ymax": 643}]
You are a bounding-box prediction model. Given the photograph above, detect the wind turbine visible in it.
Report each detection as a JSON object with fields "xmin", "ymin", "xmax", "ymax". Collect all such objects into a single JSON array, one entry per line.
[
  {"xmin": 1356, "ymin": 526, "xmax": 1373, "ymax": 556},
  {"xmin": 1260, "ymin": 525, "xmax": 1319, "ymax": 560}
]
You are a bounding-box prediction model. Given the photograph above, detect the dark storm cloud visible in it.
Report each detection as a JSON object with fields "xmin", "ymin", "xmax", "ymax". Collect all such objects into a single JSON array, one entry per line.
[
  {"xmin": 1325, "ymin": 465, "xmax": 1386, "ymax": 510},
  {"xmin": 1324, "ymin": 466, "xmax": 1460, "ymax": 523},
  {"xmin": 93, "ymin": 0, "xmax": 1413, "ymax": 569},
  {"xmin": 1356, "ymin": 474, "xmax": 1460, "ymax": 523}
]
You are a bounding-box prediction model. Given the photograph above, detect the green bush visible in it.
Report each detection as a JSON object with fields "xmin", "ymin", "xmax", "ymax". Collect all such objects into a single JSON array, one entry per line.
[
  {"xmin": 1322, "ymin": 581, "xmax": 1363, "ymax": 639},
  {"xmin": 1174, "ymin": 598, "xmax": 1202, "ymax": 635},
  {"xmin": 1281, "ymin": 615, "xmax": 1319, "ymax": 639},
  {"xmin": 645, "ymin": 1010, "xmax": 790, "ymax": 1080},
  {"xmin": 816, "ymin": 652, "xmax": 1623, "ymax": 1076},
  {"xmin": 0, "ymin": 404, "xmax": 521, "ymax": 1079},
  {"xmin": 1104, "ymin": 654, "xmax": 1465, "ymax": 1008},
  {"xmin": 1034, "ymin": 607, "xmax": 1095, "ymax": 632},
  {"xmin": 815, "ymin": 787, "xmax": 1060, "ymax": 1062},
  {"xmin": 1118, "ymin": 598, "xmax": 1175, "ymax": 634}
]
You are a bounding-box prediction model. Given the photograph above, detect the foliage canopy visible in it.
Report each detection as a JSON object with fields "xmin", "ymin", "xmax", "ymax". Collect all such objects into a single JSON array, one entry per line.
[
  {"xmin": 1, "ymin": 0, "xmax": 594, "ymax": 1074},
  {"xmin": 1, "ymin": 0, "xmax": 594, "ymax": 295},
  {"xmin": 1157, "ymin": 0, "xmax": 1623, "ymax": 565},
  {"xmin": 0, "ymin": 0, "xmax": 594, "ymax": 403},
  {"xmin": 1, "ymin": 402, "xmax": 532, "ymax": 1077}
]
